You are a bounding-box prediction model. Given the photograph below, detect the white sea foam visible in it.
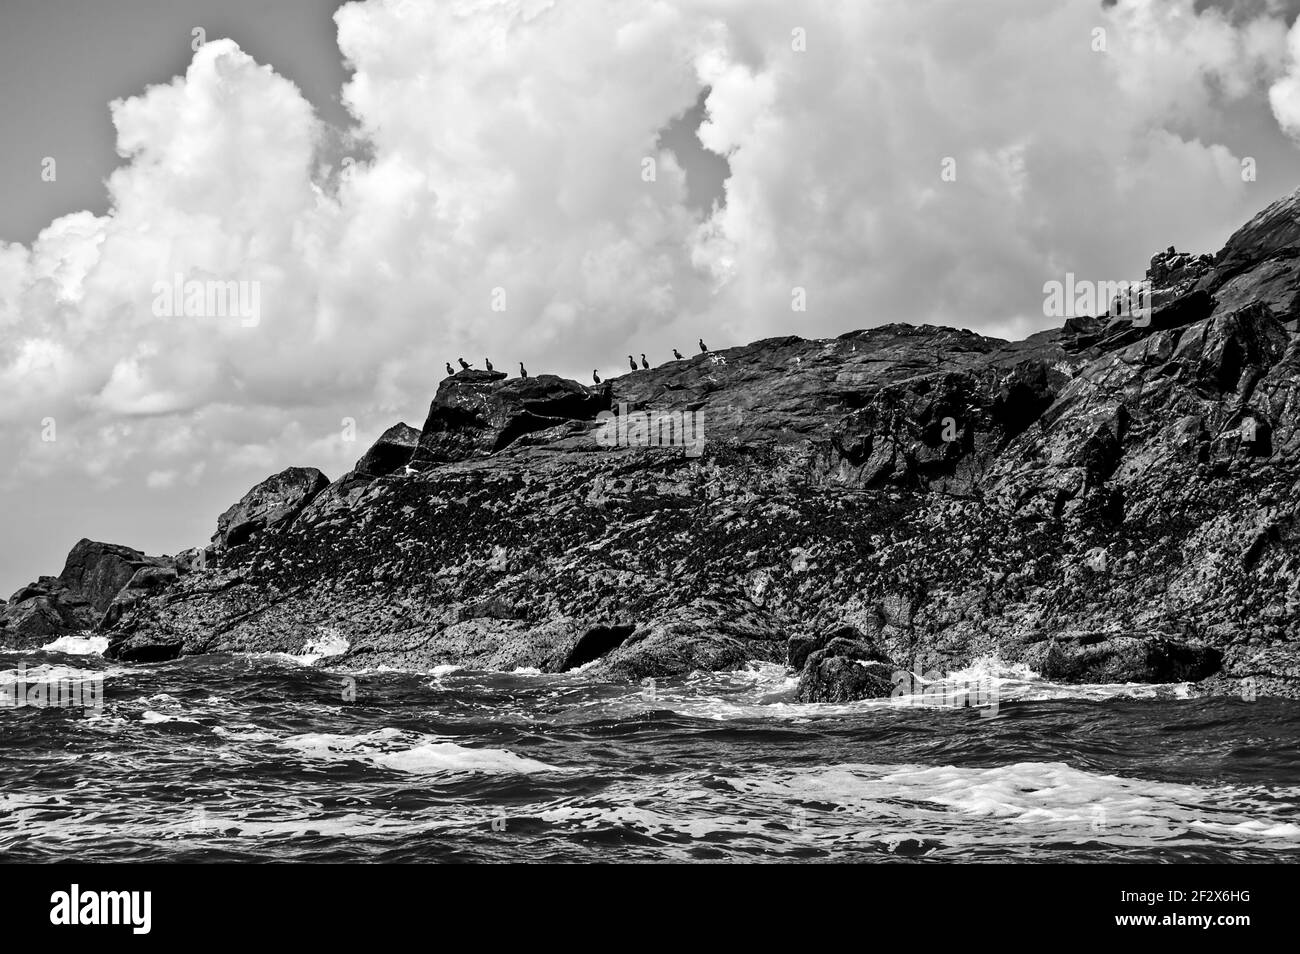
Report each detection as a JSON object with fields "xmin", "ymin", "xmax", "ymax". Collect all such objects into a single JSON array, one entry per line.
[
  {"xmin": 733, "ymin": 761, "xmax": 1300, "ymax": 842},
  {"xmin": 278, "ymin": 727, "xmax": 557, "ymax": 775},
  {"xmin": 38, "ymin": 634, "xmax": 109, "ymax": 656},
  {"xmin": 624, "ymin": 657, "xmax": 1195, "ymax": 721}
]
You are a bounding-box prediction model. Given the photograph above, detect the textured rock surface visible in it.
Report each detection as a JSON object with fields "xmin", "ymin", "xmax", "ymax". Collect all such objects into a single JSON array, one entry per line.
[
  {"xmin": 7, "ymin": 191, "xmax": 1300, "ymax": 697},
  {"xmin": 212, "ymin": 466, "xmax": 330, "ymax": 549}
]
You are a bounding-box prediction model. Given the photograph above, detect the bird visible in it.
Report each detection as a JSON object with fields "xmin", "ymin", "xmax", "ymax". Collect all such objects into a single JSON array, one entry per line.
[
  {"xmin": 458, "ymin": 358, "xmax": 471, "ymax": 370},
  {"xmin": 672, "ymin": 348, "xmax": 683, "ymax": 360},
  {"xmin": 640, "ymin": 354, "xmax": 649, "ymax": 370},
  {"xmin": 628, "ymin": 355, "xmax": 637, "ymax": 372},
  {"xmin": 699, "ymin": 338, "xmax": 708, "ymax": 353},
  {"xmin": 519, "ymin": 362, "xmax": 528, "ymax": 378},
  {"xmin": 592, "ymin": 370, "xmax": 601, "ymax": 384},
  {"xmin": 445, "ymin": 361, "xmax": 455, "ymax": 376},
  {"xmin": 485, "ymin": 358, "xmax": 494, "ymax": 372}
]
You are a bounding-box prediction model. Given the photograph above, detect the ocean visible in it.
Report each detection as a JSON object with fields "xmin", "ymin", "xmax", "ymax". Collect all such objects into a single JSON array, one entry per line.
[{"xmin": 2, "ymin": 639, "xmax": 1298, "ymax": 863}]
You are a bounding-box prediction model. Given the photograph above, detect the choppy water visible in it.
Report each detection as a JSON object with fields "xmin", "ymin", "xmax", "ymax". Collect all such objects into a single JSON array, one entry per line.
[{"xmin": 2, "ymin": 639, "xmax": 1298, "ymax": 863}]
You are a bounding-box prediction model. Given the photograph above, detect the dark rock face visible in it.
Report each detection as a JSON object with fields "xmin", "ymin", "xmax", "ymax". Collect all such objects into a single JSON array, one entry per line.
[
  {"xmin": 1030, "ymin": 636, "xmax": 1222, "ymax": 684},
  {"xmin": 411, "ymin": 371, "xmax": 610, "ymax": 467},
  {"xmin": 355, "ymin": 423, "xmax": 420, "ymax": 478},
  {"xmin": 212, "ymin": 466, "xmax": 330, "ymax": 549},
  {"xmin": 59, "ymin": 539, "xmax": 164, "ymax": 614},
  {"xmin": 0, "ymin": 540, "xmax": 173, "ymax": 646},
  {"xmin": 0, "ymin": 577, "xmax": 95, "ymax": 646},
  {"xmin": 8, "ymin": 189, "xmax": 1300, "ymax": 697},
  {"xmin": 1202, "ymin": 188, "xmax": 1300, "ymax": 323}
]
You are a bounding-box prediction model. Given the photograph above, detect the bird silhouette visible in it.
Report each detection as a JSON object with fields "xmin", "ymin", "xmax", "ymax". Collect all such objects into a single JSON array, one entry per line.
[
  {"xmin": 628, "ymin": 355, "xmax": 637, "ymax": 372},
  {"xmin": 458, "ymin": 357, "xmax": 471, "ymax": 370},
  {"xmin": 640, "ymin": 354, "xmax": 649, "ymax": 369},
  {"xmin": 485, "ymin": 358, "xmax": 494, "ymax": 372},
  {"xmin": 445, "ymin": 361, "xmax": 455, "ymax": 376},
  {"xmin": 518, "ymin": 362, "xmax": 528, "ymax": 378},
  {"xmin": 699, "ymin": 338, "xmax": 708, "ymax": 353},
  {"xmin": 592, "ymin": 370, "xmax": 601, "ymax": 384},
  {"xmin": 672, "ymin": 348, "xmax": 683, "ymax": 360}
]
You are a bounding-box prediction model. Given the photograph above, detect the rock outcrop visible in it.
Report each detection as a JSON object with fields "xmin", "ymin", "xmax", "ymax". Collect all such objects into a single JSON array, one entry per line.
[
  {"xmin": 212, "ymin": 466, "xmax": 330, "ymax": 550},
  {"xmin": 0, "ymin": 540, "xmax": 172, "ymax": 646},
  {"xmin": 7, "ymin": 189, "xmax": 1300, "ymax": 698}
]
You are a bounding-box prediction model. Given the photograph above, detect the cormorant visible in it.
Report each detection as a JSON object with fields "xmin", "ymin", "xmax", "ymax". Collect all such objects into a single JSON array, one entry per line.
[
  {"xmin": 458, "ymin": 358, "xmax": 471, "ymax": 370},
  {"xmin": 640, "ymin": 354, "xmax": 649, "ymax": 369},
  {"xmin": 593, "ymin": 370, "xmax": 601, "ymax": 384},
  {"xmin": 672, "ymin": 348, "xmax": 683, "ymax": 360},
  {"xmin": 519, "ymin": 362, "xmax": 528, "ymax": 378},
  {"xmin": 485, "ymin": 358, "xmax": 494, "ymax": 372},
  {"xmin": 699, "ymin": 338, "xmax": 708, "ymax": 353},
  {"xmin": 628, "ymin": 355, "xmax": 637, "ymax": 372},
  {"xmin": 446, "ymin": 361, "xmax": 455, "ymax": 376}
]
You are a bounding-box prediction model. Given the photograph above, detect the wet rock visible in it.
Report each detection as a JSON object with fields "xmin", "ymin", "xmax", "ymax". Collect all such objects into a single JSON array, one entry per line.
[
  {"xmin": 0, "ymin": 577, "xmax": 95, "ymax": 647},
  {"xmin": 1030, "ymin": 636, "xmax": 1222, "ymax": 683}
]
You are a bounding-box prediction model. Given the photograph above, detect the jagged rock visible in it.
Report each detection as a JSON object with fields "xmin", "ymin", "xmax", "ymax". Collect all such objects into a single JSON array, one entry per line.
[
  {"xmin": 58, "ymin": 539, "xmax": 166, "ymax": 613},
  {"xmin": 355, "ymin": 422, "xmax": 420, "ymax": 477},
  {"xmin": 213, "ymin": 466, "xmax": 330, "ymax": 549},
  {"xmin": 411, "ymin": 371, "xmax": 609, "ymax": 467},
  {"xmin": 1202, "ymin": 187, "xmax": 1300, "ymax": 322},
  {"xmin": 25, "ymin": 186, "xmax": 1299, "ymax": 697},
  {"xmin": 0, "ymin": 540, "xmax": 172, "ymax": 645},
  {"xmin": 0, "ymin": 577, "xmax": 95, "ymax": 647}
]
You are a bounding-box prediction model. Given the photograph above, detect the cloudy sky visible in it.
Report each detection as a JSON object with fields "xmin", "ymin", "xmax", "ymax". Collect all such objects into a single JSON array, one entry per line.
[{"xmin": 2, "ymin": 0, "xmax": 1300, "ymax": 595}]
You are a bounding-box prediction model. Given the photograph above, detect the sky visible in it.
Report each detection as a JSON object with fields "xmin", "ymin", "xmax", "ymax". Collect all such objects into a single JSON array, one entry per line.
[{"xmin": 2, "ymin": 0, "xmax": 1300, "ymax": 596}]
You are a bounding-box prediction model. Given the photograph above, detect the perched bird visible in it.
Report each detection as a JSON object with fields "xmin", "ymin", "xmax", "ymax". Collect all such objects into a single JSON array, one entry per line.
[
  {"xmin": 672, "ymin": 348, "xmax": 683, "ymax": 360},
  {"xmin": 628, "ymin": 355, "xmax": 637, "ymax": 372},
  {"xmin": 485, "ymin": 358, "xmax": 494, "ymax": 372},
  {"xmin": 699, "ymin": 338, "xmax": 708, "ymax": 353},
  {"xmin": 458, "ymin": 357, "xmax": 471, "ymax": 370},
  {"xmin": 445, "ymin": 361, "xmax": 455, "ymax": 376},
  {"xmin": 640, "ymin": 354, "xmax": 649, "ymax": 370},
  {"xmin": 519, "ymin": 362, "xmax": 528, "ymax": 378},
  {"xmin": 593, "ymin": 370, "xmax": 601, "ymax": 384}
]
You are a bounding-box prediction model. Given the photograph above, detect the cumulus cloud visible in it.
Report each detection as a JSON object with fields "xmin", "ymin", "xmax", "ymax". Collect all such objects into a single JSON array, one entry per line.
[{"xmin": 1, "ymin": 0, "xmax": 1298, "ymax": 587}]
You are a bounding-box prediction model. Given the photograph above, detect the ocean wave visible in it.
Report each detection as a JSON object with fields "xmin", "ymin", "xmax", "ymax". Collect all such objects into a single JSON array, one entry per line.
[{"xmin": 278, "ymin": 728, "xmax": 559, "ymax": 775}]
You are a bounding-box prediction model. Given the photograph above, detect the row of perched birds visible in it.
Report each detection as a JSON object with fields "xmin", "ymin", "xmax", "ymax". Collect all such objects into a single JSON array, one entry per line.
[{"xmin": 445, "ymin": 339, "xmax": 710, "ymax": 384}]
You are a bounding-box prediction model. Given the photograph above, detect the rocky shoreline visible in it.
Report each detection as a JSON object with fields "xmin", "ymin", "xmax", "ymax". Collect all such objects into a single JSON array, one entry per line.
[{"xmin": 4, "ymin": 190, "xmax": 1299, "ymax": 700}]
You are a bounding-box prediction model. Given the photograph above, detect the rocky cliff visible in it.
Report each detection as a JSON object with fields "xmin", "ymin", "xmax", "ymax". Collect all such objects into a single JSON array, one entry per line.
[{"xmin": 5, "ymin": 190, "xmax": 1299, "ymax": 698}]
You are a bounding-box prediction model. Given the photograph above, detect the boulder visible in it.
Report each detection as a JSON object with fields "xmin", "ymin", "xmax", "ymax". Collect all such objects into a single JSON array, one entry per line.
[
  {"xmin": 0, "ymin": 577, "xmax": 95, "ymax": 647},
  {"xmin": 354, "ymin": 422, "xmax": 421, "ymax": 478},
  {"xmin": 411, "ymin": 371, "xmax": 610, "ymax": 467},
  {"xmin": 58, "ymin": 539, "xmax": 164, "ymax": 613},
  {"xmin": 213, "ymin": 467, "xmax": 330, "ymax": 549},
  {"xmin": 1029, "ymin": 636, "xmax": 1222, "ymax": 683},
  {"xmin": 793, "ymin": 626, "xmax": 898, "ymax": 702}
]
